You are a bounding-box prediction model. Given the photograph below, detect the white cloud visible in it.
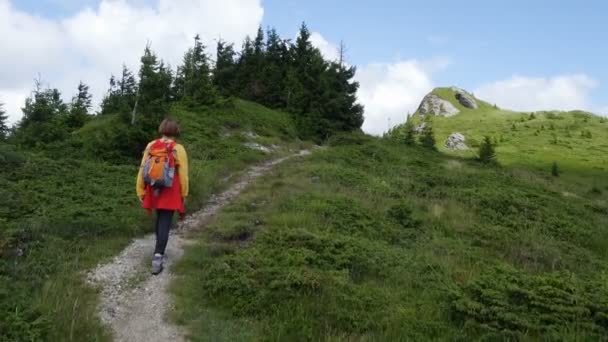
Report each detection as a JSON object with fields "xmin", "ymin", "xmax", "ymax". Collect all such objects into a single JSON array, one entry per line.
[
  {"xmin": 0, "ymin": 0, "xmax": 263, "ymax": 124},
  {"xmin": 474, "ymin": 74, "xmax": 598, "ymax": 112},
  {"xmin": 310, "ymin": 32, "xmax": 446, "ymax": 135},
  {"xmin": 309, "ymin": 32, "xmax": 340, "ymax": 62},
  {"xmin": 357, "ymin": 60, "xmax": 447, "ymax": 135}
]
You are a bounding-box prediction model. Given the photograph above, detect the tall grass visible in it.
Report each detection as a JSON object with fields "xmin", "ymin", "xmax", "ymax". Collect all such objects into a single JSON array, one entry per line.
[
  {"xmin": 172, "ymin": 135, "xmax": 608, "ymax": 340},
  {"xmin": 0, "ymin": 99, "xmax": 300, "ymax": 341}
]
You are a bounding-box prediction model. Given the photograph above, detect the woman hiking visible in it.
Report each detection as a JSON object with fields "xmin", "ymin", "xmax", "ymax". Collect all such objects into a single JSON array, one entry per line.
[{"xmin": 136, "ymin": 118, "xmax": 189, "ymax": 275}]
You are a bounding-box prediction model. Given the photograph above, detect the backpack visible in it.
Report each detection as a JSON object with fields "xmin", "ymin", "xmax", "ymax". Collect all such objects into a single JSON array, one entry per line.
[{"xmin": 143, "ymin": 140, "xmax": 176, "ymax": 191}]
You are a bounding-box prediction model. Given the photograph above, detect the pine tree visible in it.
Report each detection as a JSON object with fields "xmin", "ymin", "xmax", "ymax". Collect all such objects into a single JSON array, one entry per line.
[
  {"xmin": 551, "ymin": 161, "xmax": 560, "ymax": 177},
  {"xmin": 101, "ymin": 65, "xmax": 138, "ymax": 118},
  {"xmin": 119, "ymin": 65, "xmax": 137, "ymax": 98},
  {"xmin": 234, "ymin": 35, "xmax": 258, "ymax": 101},
  {"xmin": 134, "ymin": 44, "xmax": 175, "ymax": 128},
  {"xmin": 323, "ymin": 60, "xmax": 364, "ymax": 132},
  {"xmin": 175, "ymin": 35, "xmax": 216, "ymax": 105},
  {"xmin": 262, "ymin": 28, "xmax": 289, "ymax": 107},
  {"xmin": 478, "ymin": 136, "xmax": 496, "ymax": 164},
  {"xmin": 19, "ymin": 80, "xmax": 67, "ymax": 125},
  {"xmin": 0, "ymin": 102, "xmax": 9, "ymax": 140},
  {"xmin": 157, "ymin": 61, "xmax": 174, "ymax": 103},
  {"xmin": 287, "ymin": 22, "xmax": 330, "ymax": 139},
  {"xmin": 15, "ymin": 80, "xmax": 69, "ymax": 146},
  {"xmin": 403, "ymin": 118, "xmax": 416, "ymax": 145},
  {"xmin": 67, "ymin": 81, "xmax": 92, "ymax": 129},
  {"xmin": 420, "ymin": 123, "xmax": 436, "ymax": 150},
  {"xmin": 213, "ymin": 39, "xmax": 237, "ymax": 96}
]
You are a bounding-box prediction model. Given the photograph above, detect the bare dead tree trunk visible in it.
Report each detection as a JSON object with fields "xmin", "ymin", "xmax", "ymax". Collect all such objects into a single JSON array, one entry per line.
[{"xmin": 131, "ymin": 87, "xmax": 140, "ymax": 126}]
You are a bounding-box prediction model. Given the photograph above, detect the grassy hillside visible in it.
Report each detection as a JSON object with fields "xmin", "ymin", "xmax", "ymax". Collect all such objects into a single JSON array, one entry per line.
[
  {"xmin": 0, "ymin": 99, "xmax": 304, "ymax": 341},
  {"xmin": 171, "ymin": 134, "xmax": 608, "ymax": 340},
  {"xmin": 397, "ymin": 87, "xmax": 608, "ymax": 194}
]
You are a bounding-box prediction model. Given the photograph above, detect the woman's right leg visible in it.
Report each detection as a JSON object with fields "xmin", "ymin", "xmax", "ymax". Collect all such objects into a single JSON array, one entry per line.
[{"xmin": 154, "ymin": 209, "xmax": 174, "ymax": 255}]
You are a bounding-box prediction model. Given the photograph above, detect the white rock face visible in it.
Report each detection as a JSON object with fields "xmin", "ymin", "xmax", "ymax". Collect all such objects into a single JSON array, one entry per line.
[
  {"xmin": 418, "ymin": 94, "xmax": 460, "ymax": 117},
  {"xmin": 451, "ymin": 87, "xmax": 478, "ymax": 109},
  {"xmin": 445, "ymin": 133, "xmax": 468, "ymax": 150}
]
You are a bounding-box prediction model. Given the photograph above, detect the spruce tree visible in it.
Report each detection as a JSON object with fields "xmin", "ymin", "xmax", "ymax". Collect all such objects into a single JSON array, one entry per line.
[
  {"xmin": 101, "ymin": 65, "xmax": 138, "ymax": 118},
  {"xmin": 133, "ymin": 44, "xmax": 160, "ymax": 125},
  {"xmin": 287, "ymin": 23, "xmax": 329, "ymax": 139},
  {"xmin": 247, "ymin": 26, "xmax": 266, "ymax": 101},
  {"xmin": 551, "ymin": 161, "xmax": 560, "ymax": 177},
  {"xmin": 119, "ymin": 65, "xmax": 137, "ymax": 98},
  {"xmin": 478, "ymin": 136, "xmax": 496, "ymax": 164},
  {"xmin": 157, "ymin": 61, "xmax": 174, "ymax": 103},
  {"xmin": 321, "ymin": 61, "xmax": 364, "ymax": 132},
  {"xmin": 235, "ymin": 36, "xmax": 256, "ymax": 100},
  {"xmin": 175, "ymin": 35, "xmax": 216, "ymax": 105},
  {"xmin": 420, "ymin": 123, "xmax": 436, "ymax": 150},
  {"xmin": 67, "ymin": 81, "xmax": 92, "ymax": 129},
  {"xmin": 15, "ymin": 81, "xmax": 69, "ymax": 147},
  {"xmin": 133, "ymin": 44, "xmax": 176, "ymax": 129},
  {"xmin": 403, "ymin": 118, "xmax": 416, "ymax": 145},
  {"xmin": 213, "ymin": 40, "xmax": 237, "ymax": 96},
  {"xmin": 0, "ymin": 102, "xmax": 9, "ymax": 140},
  {"xmin": 263, "ymin": 27, "xmax": 289, "ymax": 107}
]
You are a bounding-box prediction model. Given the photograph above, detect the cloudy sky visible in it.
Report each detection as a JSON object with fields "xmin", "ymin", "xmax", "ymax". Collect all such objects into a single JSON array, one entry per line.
[{"xmin": 2, "ymin": 0, "xmax": 607, "ymax": 134}]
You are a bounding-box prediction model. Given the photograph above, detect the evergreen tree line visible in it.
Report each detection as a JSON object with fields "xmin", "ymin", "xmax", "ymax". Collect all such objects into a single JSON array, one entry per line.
[{"xmin": 2, "ymin": 22, "xmax": 363, "ymax": 149}]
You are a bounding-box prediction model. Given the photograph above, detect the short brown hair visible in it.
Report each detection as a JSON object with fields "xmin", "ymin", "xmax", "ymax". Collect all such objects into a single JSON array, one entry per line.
[{"xmin": 158, "ymin": 118, "xmax": 181, "ymax": 138}]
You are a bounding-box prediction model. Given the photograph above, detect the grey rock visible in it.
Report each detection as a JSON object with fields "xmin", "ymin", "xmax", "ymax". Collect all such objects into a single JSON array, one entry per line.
[
  {"xmin": 244, "ymin": 142, "xmax": 272, "ymax": 153},
  {"xmin": 418, "ymin": 94, "xmax": 460, "ymax": 117},
  {"xmin": 451, "ymin": 87, "xmax": 478, "ymax": 109},
  {"xmin": 445, "ymin": 133, "xmax": 468, "ymax": 150},
  {"xmin": 414, "ymin": 122, "xmax": 426, "ymax": 133},
  {"xmin": 243, "ymin": 130, "xmax": 259, "ymax": 139}
]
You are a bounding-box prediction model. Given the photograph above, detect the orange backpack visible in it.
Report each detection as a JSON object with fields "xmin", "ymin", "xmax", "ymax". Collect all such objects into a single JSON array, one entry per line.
[{"xmin": 143, "ymin": 140, "xmax": 176, "ymax": 190}]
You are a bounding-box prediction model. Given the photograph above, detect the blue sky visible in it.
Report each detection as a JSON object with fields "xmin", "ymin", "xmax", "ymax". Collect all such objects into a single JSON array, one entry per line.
[
  {"xmin": 262, "ymin": 0, "xmax": 608, "ymax": 104},
  {"xmin": 4, "ymin": 0, "xmax": 608, "ymax": 133}
]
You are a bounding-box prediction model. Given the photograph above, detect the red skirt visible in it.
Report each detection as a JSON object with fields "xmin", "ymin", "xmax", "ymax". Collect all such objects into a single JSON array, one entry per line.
[{"xmin": 142, "ymin": 172, "xmax": 185, "ymax": 214}]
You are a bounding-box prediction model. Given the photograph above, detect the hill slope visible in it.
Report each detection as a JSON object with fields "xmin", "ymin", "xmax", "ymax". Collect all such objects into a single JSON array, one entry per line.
[
  {"xmin": 392, "ymin": 86, "xmax": 608, "ymax": 194},
  {"xmin": 0, "ymin": 99, "xmax": 305, "ymax": 341},
  {"xmin": 402, "ymin": 88, "xmax": 607, "ymax": 169},
  {"xmin": 171, "ymin": 134, "xmax": 608, "ymax": 340}
]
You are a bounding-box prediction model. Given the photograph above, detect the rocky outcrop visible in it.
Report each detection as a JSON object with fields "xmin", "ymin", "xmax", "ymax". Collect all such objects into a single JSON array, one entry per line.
[
  {"xmin": 445, "ymin": 133, "xmax": 468, "ymax": 150},
  {"xmin": 418, "ymin": 94, "xmax": 460, "ymax": 117},
  {"xmin": 414, "ymin": 122, "xmax": 426, "ymax": 133},
  {"xmin": 451, "ymin": 87, "xmax": 478, "ymax": 109}
]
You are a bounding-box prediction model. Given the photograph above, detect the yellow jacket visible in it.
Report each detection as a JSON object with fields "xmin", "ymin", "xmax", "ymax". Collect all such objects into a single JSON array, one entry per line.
[{"xmin": 136, "ymin": 138, "xmax": 189, "ymax": 199}]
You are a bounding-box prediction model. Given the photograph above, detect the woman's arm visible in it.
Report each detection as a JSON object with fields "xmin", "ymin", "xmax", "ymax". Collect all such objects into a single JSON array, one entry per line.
[
  {"xmin": 136, "ymin": 143, "xmax": 152, "ymax": 199},
  {"xmin": 175, "ymin": 144, "xmax": 189, "ymax": 198}
]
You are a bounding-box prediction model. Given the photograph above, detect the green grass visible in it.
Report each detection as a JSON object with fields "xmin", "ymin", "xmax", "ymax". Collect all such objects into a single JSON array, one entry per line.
[
  {"xmin": 395, "ymin": 87, "xmax": 608, "ymax": 195},
  {"xmin": 0, "ymin": 99, "xmax": 302, "ymax": 341},
  {"xmin": 172, "ymin": 134, "xmax": 608, "ymax": 340}
]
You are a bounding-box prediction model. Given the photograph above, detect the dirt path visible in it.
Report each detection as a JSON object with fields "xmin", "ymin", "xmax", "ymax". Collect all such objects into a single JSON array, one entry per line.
[{"xmin": 87, "ymin": 150, "xmax": 311, "ymax": 342}]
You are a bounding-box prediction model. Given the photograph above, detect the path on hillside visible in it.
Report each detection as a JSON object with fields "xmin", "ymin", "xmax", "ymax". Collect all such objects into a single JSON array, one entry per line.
[{"xmin": 87, "ymin": 150, "xmax": 311, "ymax": 342}]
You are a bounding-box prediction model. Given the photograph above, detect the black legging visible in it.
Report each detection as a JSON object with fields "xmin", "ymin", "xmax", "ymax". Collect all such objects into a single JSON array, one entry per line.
[{"xmin": 154, "ymin": 209, "xmax": 174, "ymax": 255}]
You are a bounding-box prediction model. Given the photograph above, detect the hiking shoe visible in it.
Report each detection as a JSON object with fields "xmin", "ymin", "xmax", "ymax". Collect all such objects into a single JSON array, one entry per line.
[{"xmin": 151, "ymin": 253, "xmax": 163, "ymax": 275}]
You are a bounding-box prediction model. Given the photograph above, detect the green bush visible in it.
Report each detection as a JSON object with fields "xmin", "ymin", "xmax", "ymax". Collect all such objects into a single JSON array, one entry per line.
[{"xmin": 450, "ymin": 265, "xmax": 608, "ymax": 338}]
